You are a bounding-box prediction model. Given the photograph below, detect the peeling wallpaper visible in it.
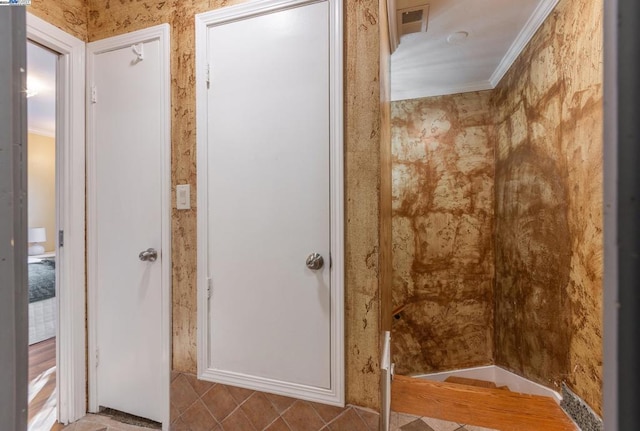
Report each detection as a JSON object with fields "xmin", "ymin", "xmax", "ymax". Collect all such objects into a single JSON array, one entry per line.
[
  {"xmin": 390, "ymin": 0, "xmax": 603, "ymax": 415},
  {"xmin": 492, "ymin": 0, "xmax": 603, "ymax": 414},
  {"xmin": 390, "ymin": 91, "xmax": 495, "ymax": 375}
]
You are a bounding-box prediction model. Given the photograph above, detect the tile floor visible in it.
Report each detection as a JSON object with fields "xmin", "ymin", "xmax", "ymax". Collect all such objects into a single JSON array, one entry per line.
[
  {"xmin": 390, "ymin": 412, "xmax": 499, "ymax": 431},
  {"xmin": 62, "ymin": 411, "xmax": 498, "ymax": 431},
  {"xmin": 58, "ymin": 414, "xmax": 158, "ymax": 431},
  {"xmin": 170, "ymin": 372, "xmax": 379, "ymax": 431},
  {"xmin": 57, "ymin": 407, "xmax": 501, "ymax": 431},
  {"xmin": 53, "ymin": 375, "xmax": 379, "ymax": 431}
]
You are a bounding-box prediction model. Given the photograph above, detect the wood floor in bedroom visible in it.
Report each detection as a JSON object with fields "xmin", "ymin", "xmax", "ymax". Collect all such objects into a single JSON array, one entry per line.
[{"xmin": 29, "ymin": 337, "xmax": 64, "ymax": 431}]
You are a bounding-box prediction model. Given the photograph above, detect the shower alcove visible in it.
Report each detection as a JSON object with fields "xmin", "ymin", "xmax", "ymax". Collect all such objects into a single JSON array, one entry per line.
[{"xmin": 385, "ymin": 0, "xmax": 604, "ymax": 429}]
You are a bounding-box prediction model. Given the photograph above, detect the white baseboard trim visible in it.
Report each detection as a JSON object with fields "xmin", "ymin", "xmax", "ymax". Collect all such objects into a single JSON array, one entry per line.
[{"xmin": 413, "ymin": 365, "xmax": 562, "ymax": 403}]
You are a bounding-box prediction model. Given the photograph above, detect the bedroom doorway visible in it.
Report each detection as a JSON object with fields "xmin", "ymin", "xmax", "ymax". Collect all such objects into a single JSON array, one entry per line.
[
  {"xmin": 26, "ymin": 40, "xmax": 60, "ymax": 431},
  {"xmin": 26, "ymin": 12, "xmax": 87, "ymax": 428}
]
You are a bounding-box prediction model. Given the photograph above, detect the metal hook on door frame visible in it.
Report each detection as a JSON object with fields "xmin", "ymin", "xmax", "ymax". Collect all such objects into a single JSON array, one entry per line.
[{"xmin": 131, "ymin": 43, "xmax": 144, "ymax": 63}]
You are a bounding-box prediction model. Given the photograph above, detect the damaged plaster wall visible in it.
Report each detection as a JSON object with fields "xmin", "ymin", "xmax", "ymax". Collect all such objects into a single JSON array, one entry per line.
[
  {"xmin": 391, "ymin": 91, "xmax": 495, "ymax": 375},
  {"xmin": 390, "ymin": 0, "xmax": 603, "ymax": 414},
  {"xmin": 493, "ymin": 0, "xmax": 603, "ymax": 414}
]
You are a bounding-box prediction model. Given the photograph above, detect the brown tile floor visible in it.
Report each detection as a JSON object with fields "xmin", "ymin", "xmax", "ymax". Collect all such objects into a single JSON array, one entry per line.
[
  {"xmin": 47, "ymin": 375, "xmax": 380, "ymax": 431},
  {"xmin": 171, "ymin": 372, "xmax": 380, "ymax": 431},
  {"xmin": 390, "ymin": 412, "xmax": 498, "ymax": 431},
  {"xmin": 61, "ymin": 410, "xmax": 496, "ymax": 431}
]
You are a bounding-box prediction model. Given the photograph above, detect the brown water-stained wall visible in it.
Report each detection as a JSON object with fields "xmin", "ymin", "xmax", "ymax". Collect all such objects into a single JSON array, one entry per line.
[
  {"xmin": 28, "ymin": 0, "xmax": 88, "ymax": 41},
  {"xmin": 492, "ymin": 0, "xmax": 603, "ymax": 414},
  {"xmin": 390, "ymin": 0, "xmax": 603, "ymax": 414},
  {"xmin": 87, "ymin": 0, "xmax": 383, "ymax": 410},
  {"xmin": 391, "ymin": 91, "xmax": 495, "ymax": 375}
]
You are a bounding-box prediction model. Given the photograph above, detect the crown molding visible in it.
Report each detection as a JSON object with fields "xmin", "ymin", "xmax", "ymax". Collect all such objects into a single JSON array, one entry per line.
[
  {"xmin": 489, "ymin": 0, "xmax": 560, "ymax": 87},
  {"xmin": 391, "ymin": 79, "xmax": 493, "ymax": 102}
]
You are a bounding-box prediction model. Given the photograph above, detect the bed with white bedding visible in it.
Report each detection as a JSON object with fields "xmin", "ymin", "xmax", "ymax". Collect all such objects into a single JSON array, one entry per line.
[{"xmin": 28, "ymin": 257, "xmax": 57, "ymax": 345}]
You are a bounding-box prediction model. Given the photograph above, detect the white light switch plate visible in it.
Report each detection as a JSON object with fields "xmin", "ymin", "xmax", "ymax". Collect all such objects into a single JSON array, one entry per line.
[{"xmin": 176, "ymin": 184, "xmax": 190, "ymax": 210}]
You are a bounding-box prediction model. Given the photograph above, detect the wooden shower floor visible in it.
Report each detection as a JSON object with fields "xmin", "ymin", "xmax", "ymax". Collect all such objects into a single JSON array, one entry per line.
[{"xmin": 391, "ymin": 375, "xmax": 577, "ymax": 431}]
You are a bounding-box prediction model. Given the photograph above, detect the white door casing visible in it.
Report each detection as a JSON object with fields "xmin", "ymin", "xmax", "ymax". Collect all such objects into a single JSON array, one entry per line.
[
  {"xmin": 87, "ymin": 24, "xmax": 171, "ymax": 427},
  {"xmin": 196, "ymin": 0, "xmax": 344, "ymax": 406},
  {"xmin": 26, "ymin": 13, "xmax": 86, "ymax": 425}
]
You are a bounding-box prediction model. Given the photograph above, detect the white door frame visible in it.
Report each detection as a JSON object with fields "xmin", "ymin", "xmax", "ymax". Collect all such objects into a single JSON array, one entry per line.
[
  {"xmin": 86, "ymin": 24, "xmax": 172, "ymax": 429},
  {"xmin": 195, "ymin": 0, "xmax": 345, "ymax": 406},
  {"xmin": 26, "ymin": 13, "xmax": 86, "ymax": 425}
]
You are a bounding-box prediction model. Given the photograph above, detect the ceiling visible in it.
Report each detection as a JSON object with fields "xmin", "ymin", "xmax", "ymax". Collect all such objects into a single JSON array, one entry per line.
[
  {"xmin": 390, "ymin": 0, "xmax": 559, "ymax": 101},
  {"xmin": 23, "ymin": 1, "xmax": 560, "ymax": 125},
  {"xmin": 27, "ymin": 41, "xmax": 57, "ymax": 137}
]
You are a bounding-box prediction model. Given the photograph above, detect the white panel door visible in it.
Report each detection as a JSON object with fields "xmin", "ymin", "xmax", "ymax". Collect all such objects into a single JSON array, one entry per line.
[
  {"xmin": 87, "ymin": 25, "xmax": 170, "ymax": 425},
  {"xmin": 198, "ymin": 0, "xmax": 342, "ymax": 403}
]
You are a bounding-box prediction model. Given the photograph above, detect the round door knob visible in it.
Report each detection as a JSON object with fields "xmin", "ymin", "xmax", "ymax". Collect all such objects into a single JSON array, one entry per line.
[
  {"xmin": 139, "ymin": 248, "xmax": 158, "ymax": 262},
  {"xmin": 306, "ymin": 253, "xmax": 324, "ymax": 270}
]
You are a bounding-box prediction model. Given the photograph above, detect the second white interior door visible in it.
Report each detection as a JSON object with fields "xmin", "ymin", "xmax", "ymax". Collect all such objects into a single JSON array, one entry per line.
[{"xmin": 198, "ymin": 0, "xmax": 343, "ymax": 405}]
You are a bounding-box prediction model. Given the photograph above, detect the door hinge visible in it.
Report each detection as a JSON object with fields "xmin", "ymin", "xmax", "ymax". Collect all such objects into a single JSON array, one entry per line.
[
  {"xmin": 95, "ymin": 348, "xmax": 99, "ymax": 367},
  {"xmin": 207, "ymin": 277, "xmax": 212, "ymax": 299},
  {"xmin": 206, "ymin": 63, "xmax": 211, "ymax": 89},
  {"xmin": 91, "ymin": 85, "xmax": 98, "ymax": 103},
  {"xmin": 58, "ymin": 230, "xmax": 64, "ymax": 247}
]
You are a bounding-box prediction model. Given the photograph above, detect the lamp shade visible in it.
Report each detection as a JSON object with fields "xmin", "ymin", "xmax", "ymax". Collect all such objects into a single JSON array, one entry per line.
[{"xmin": 28, "ymin": 227, "xmax": 47, "ymax": 243}]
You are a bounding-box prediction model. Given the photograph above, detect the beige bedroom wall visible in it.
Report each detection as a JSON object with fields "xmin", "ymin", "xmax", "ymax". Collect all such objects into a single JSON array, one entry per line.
[{"xmin": 27, "ymin": 133, "xmax": 56, "ymax": 253}]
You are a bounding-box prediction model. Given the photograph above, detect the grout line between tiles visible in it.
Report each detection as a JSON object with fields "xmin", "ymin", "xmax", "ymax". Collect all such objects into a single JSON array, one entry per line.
[
  {"xmin": 220, "ymin": 402, "xmax": 244, "ymax": 425},
  {"xmin": 280, "ymin": 415, "xmax": 292, "ymax": 430},
  {"xmin": 280, "ymin": 400, "xmax": 330, "ymax": 431},
  {"xmin": 236, "ymin": 391, "xmax": 254, "ymax": 409},
  {"xmin": 310, "ymin": 401, "xmax": 331, "ymax": 426},
  {"xmin": 323, "ymin": 406, "xmax": 351, "ymax": 427},
  {"xmin": 352, "ymin": 406, "xmax": 377, "ymax": 431},
  {"xmin": 173, "ymin": 396, "xmax": 201, "ymax": 425},
  {"xmin": 273, "ymin": 399, "xmax": 296, "ymax": 418},
  {"xmin": 261, "ymin": 415, "xmax": 282, "ymax": 431}
]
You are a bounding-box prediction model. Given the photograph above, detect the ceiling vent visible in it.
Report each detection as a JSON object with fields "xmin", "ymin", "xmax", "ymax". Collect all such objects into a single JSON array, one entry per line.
[{"xmin": 388, "ymin": 0, "xmax": 430, "ymax": 53}]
